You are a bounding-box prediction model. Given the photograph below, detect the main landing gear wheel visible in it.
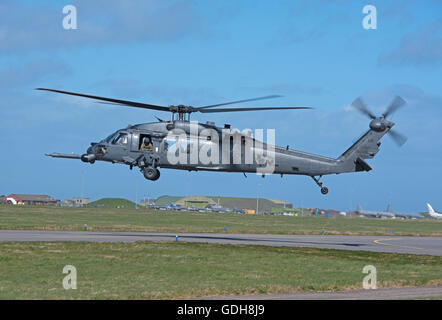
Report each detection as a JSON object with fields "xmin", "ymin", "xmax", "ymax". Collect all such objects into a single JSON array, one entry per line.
[
  {"xmin": 143, "ymin": 167, "xmax": 160, "ymax": 181},
  {"xmin": 311, "ymin": 176, "xmax": 328, "ymax": 195}
]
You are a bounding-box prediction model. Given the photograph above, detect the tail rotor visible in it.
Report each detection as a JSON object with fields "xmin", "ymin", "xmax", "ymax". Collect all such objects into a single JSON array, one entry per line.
[{"xmin": 351, "ymin": 95, "xmax": 407, "ymax": 147}]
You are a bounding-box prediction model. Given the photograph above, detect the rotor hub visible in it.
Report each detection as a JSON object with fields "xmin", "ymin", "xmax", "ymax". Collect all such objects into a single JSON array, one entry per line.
[
  {"xmin": 169, "ymin": 105, "xmax": 194, "ymax": 114},
  {"xmin": 369, "ymin": 118, "xmax": 387, "ymax": 132}
]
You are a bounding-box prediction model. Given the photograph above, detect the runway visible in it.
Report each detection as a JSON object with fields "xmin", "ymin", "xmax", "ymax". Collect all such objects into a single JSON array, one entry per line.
[{"xmin": 1, "ymin": 230, "xmax": 441, "ymax": 256}]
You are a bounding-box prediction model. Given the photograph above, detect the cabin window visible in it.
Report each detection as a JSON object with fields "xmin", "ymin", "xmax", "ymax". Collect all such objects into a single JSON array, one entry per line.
[
  {"xmin": 163, "ymin": 136, "xmax": 180, "ymax": 153},
  {"xmin": 163, "ymin": 136, "xmax": 191, "ymax": 154}
]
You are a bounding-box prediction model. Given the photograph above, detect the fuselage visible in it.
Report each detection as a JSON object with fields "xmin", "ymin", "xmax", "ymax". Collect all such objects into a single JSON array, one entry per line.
[{"xmin": 88, "ymin": 120, "xmax": 343, "ymax": 176}]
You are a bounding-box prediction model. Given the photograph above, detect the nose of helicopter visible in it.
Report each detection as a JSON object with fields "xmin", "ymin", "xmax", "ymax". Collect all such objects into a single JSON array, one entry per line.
[{"xmin": 81, "ymin": 144, "xmax": 98, "ymax": 163}]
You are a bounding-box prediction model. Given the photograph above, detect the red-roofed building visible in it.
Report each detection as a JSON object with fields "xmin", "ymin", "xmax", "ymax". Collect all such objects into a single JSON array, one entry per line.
[{"xmin": 5, "ymin": 194, "xmax": 59, "ymax": 206}]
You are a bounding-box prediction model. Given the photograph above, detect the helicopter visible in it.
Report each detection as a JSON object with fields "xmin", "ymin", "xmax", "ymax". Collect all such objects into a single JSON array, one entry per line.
[{"xmin": 38, "ymin": 88, "xmax": 406, "ymax": 195}]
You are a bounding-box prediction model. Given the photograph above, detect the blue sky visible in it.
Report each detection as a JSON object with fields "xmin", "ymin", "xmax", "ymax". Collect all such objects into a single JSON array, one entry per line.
[{"xmin": 1, "ymin": 0, "xmax": 441, "ymax": 213}]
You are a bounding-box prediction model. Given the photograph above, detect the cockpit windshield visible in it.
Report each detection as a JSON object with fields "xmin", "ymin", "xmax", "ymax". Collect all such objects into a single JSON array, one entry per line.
[
  {"xmin": 102, "ymin": 131, "xmax": 129, "ymax": 145},
  {"xmin": 103, "ymin": 132, "xmax": 117, "ymax": 143}
]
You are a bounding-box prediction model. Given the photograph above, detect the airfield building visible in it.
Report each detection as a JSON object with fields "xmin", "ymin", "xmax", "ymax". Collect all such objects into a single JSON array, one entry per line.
[
  {"xmin": 61, "ymin": 197, "xmax": 91, "ymax": 207},
  {"xmin": 5, "ymin": 194, "xmax": 59, "ymax": 206},
  {"xmin": 72, "ymin": 197, "xmax": 90, "ymax": 206},
  {"xmin": 156, "ymin": 195, "xmax": 293, "ymax": 214}
]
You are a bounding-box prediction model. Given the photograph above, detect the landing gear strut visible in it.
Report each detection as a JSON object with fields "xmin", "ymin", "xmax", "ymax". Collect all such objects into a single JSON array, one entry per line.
[{"xmin": 311, "ymin": 176, "xmax": 328, "ymax": 195}]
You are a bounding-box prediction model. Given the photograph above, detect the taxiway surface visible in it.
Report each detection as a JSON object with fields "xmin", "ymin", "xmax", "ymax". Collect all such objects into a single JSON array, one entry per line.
[{"xmin": 1, "ymin": 230, "xmax": 441, "ymax": 256}]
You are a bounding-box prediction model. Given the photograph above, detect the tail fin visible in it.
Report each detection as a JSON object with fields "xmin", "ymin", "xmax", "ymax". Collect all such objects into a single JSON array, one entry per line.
[
  {"xmin": 336, "ymin": 126, "xmax": 392, "ymax": 173},
  {"xmin": 357, "ymin": 204, "xmax": 362, "ymax": 212},
  {"xmin": 427, "ymin": 203, "xmax": 436, "ymax": 216}
]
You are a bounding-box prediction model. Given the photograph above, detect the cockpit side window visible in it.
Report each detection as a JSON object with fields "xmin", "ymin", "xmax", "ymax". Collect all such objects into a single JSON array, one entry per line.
[{"xmin": 112, "ymin": 133, "xmax": 128, "ymax": 145}]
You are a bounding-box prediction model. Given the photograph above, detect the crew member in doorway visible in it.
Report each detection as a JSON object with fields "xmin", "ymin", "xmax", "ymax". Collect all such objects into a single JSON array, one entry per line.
[{"xmin": 141, "ymin": 137, "xmax": 153, "ymax": 151}]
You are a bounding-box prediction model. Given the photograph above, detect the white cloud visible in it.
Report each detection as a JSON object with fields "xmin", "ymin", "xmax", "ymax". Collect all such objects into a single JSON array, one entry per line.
[
  {"xmin": 378, "ymin": 19, "xmax": 442, "ymax": 66},
  {"xmin": 0, "ymin": 0, "xmax": 202, "ymax": 53},
  {"xmin": 0, "ymin": 59, "xmax": 71, "ymax": 88}
]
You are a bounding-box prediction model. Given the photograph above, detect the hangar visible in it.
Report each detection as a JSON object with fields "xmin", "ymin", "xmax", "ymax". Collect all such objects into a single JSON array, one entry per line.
[{"xmin": 3, "ymin": 194, "xmax": 59, "ymax": 206}]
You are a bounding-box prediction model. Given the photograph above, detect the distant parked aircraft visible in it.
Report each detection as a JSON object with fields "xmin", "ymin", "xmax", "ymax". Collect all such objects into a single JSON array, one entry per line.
[
  {"xmin": 427, "ymin": 203, "xmax": 442, "ymax": 219},
  {"xmin": 356, "ymin": 204, "xmax": 395, "ymax": 218},
  {"xmin": 356, "ymin": 204, "xmax": 418, "ymax": 219}
]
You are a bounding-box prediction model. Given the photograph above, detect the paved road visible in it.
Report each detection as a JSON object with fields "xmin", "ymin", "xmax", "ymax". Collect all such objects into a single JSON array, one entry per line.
[
  {"xmin": 1, "ymin": 230, "xmax": 441, "ymax": 256},
  {"xmin": 208, "ymin": 286, "xmax": 442, "ymax": 300}
]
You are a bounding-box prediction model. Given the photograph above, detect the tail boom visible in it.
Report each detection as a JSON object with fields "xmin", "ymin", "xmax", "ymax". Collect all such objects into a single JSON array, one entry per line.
[{"xmin": 334, "ymin": 124, "xmax": 392, "ymax": 174}]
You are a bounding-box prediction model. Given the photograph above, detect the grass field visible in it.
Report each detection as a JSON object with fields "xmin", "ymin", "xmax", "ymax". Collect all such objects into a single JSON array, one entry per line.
[
  {"xmin": 0, "ymin": 241, "xmax": 441, "ymax": 299},
  {"xmin": 1, "ymin": 205, "xmax": 441, "ymax": 299},
  {"xmin": 0, "ymin": 205, "xmax": 441, "ymax": 236}
]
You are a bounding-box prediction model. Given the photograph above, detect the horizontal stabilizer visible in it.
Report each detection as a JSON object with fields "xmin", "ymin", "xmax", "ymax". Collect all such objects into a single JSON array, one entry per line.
[
  {"xmin": 45, "ymin": 152, "xmax": 82, "ymax": 159},
  {"xmin": 355, "ymin": 157, "xmax": 372, "ymax": 172}
]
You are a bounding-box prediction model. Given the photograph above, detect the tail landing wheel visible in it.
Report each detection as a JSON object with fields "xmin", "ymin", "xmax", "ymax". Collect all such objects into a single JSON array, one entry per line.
[{"xmin": 311, "ymin": 176, "xmax": 328, "ymax": 195}]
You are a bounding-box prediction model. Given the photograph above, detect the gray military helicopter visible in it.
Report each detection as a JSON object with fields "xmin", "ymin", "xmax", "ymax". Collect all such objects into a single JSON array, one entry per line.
[{"xmin": 39, "ymin": 88, "xmax": 406, "ymax": 194}]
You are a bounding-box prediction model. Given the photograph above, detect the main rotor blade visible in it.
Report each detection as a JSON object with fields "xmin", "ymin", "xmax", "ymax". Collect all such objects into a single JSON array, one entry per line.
[
  {"xmin": 198, "ymin": 106, "xmax": 312, "ymax": 113},
  {"xmin": 196, "ymin": 95, "xmax": 283, "ymax": 110},
  {"xmin": 36, "ymin": 88, "xmax": 170, "ymax": 112},
  {"xmin": 351, "ymin": 97, "xmax": 376, "ymax": 119},
  {"xmin": 388, "ymin": 129, "xmax": 407, "ymax": 146},
  {"xmin": 384, "ymin": 95, "xmax": 406, "ymax": 118}
]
